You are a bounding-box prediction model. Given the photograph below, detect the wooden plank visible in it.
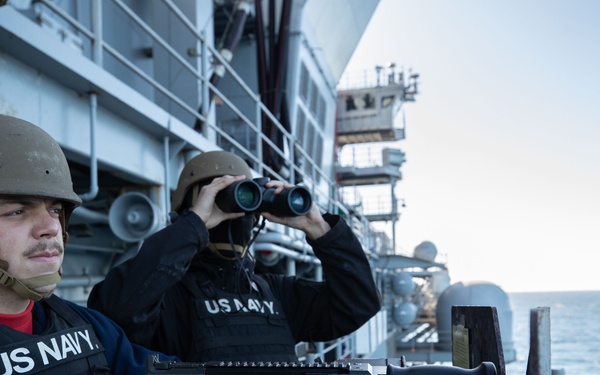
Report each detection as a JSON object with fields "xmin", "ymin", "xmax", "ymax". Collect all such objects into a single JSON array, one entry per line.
[{"xmin": 451, "ymin": 306, "xmax": 505, "ymax": 375}]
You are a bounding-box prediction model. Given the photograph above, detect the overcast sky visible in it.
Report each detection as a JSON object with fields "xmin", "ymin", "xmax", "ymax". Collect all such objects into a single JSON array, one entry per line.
[{"xmin": 343, "ymin": 0, "xmax": 600, "ymax": 293}]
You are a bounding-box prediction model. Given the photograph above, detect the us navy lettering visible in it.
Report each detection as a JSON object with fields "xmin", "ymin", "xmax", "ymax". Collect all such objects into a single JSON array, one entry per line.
[
  {"xmin": 204, "ymin": 298, "xmax": 277, "ymax": 314},
  {"xmin": 36, "ymin": 329, "xmax": 94, "ymax": 365},
  {"xmin": 0, "ymin": 326, "xmax": 103, "ymax": 374}
]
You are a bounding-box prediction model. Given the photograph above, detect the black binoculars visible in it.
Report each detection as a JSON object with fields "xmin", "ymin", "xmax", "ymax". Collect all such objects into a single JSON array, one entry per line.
[{"xmin": 216, "ymin": 177, "xmax": 312, "ymax": 217}]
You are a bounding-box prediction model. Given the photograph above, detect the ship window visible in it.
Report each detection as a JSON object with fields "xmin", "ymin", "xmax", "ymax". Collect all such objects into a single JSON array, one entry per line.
[
  {"xmin": 309, "ymin": 80, "xmax": 318, "ymax": 115},
  {"xmin": 303, "ymin": 123, "xmax": 313, "ymax": 180},
  {"xmin": 305, "ymin": 123, "xmax": 315, "ymax": 156},
  {"xmin": 345, "ymin": 95, "xmax": 357, "ymax": 111},
  {"xmin": 381, "ymin": 95, "xmax": 395, "ymax": 108},
  {"xmin": 363, "ymin": 92, "xmax": 375, "ymax": 109},
  {"xmin": 314, "ymin": 133, "xmax": 323, "ymax": 171},
  {"xmin": 317, "ymin": 94, "xmax": 326, "ymax": 128},
  {"xmin": 295, "ymin": 60, "xmax": 328, "ymax": 183},
  {"xmin": 296, "ymin": 108, "xmax": 306, "ymax": 140},
  {"xmin": 302, "ymin": 128, "xmax": 323, "ymax": 183},
  {"xmin": 299, "ymin": 63, "xmax": 309, "ymax": 101}
]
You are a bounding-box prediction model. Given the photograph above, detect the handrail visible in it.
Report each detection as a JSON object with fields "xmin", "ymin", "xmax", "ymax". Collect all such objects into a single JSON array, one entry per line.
[{"xmin": 26, "ymin": 0, "xmax": 380, "ymax": 253}]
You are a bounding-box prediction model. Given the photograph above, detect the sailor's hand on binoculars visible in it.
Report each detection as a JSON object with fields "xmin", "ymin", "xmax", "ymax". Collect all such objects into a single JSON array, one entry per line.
[
  {"xmin": 262, "ymin": 179, "xmax": 288, "ymax": 193},
  {"xmin": 191, "ymin": 175, "xmax": 246, "ymax": 229}
]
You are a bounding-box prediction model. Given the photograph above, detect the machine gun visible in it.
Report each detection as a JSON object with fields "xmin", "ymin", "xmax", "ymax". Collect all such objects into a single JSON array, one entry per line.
[{"xmin": 146, "ymin": 355, "xmax": 497, "ymax": 375}]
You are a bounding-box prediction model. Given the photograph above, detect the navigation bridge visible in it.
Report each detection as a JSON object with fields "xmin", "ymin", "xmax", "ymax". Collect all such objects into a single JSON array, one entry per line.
[
  {"xmin": 336, "ymin": 64, "xmax": 418, "ymax": 146},
  {"xmin": 335, "ymin": 65, "xmax": 418, "ymax": 251}
]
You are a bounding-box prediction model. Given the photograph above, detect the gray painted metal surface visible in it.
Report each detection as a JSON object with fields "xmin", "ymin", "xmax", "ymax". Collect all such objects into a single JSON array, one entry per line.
[{"xmin": 0, "ymin": 0, "xmax": 515, "ymax": 365}]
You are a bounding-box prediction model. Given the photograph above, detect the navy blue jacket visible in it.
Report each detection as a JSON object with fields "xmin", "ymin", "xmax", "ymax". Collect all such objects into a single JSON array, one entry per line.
[
  {"xmin": 88, "ymin": 212, "xmax": 381, "ymax": 361},
  {"xmin": 31, "ymin": 298, "xmax": 178, "ymax": 374}
]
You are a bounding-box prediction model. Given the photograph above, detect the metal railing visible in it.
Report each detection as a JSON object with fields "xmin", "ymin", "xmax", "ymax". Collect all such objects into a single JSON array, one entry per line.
[
  {"xmin": 19, "ymin": 0, "xmax": 390, "ymax": 359},
  {"xmin": 34, "ymin": 0, "xmax": 346, "ymax": 215}
]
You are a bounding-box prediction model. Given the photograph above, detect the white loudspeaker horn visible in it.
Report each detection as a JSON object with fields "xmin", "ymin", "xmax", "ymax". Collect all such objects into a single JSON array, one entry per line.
[{"xmin": 108, "ymin": 192, "xmax": 164, "ymax": 242}]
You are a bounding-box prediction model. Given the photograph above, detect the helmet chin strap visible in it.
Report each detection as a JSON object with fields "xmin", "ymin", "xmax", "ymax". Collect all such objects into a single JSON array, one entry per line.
[
  {"xmin": 0, "ymin": 260, "xmax": 61, "ymax": 301},
  {"xmin": 207, "ymin": 216, "xmax": 267, "ymax": 261},
  {"xmin": 207, "ymin": 242, "xmax": 247, "ymax": 260}
]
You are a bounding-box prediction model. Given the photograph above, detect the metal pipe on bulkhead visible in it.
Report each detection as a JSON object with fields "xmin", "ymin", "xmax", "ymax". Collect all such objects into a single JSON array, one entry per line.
[
  {"xmin": 79, "ymin": 92, "xmax": 99, "ymax": 201},
  {"xmin": 163, "ymin": 134, "xmax": 171, "ymax": 220},
  {"xmin": 91, "ymin": 0, "xmax": 103, "ymax": 66}
]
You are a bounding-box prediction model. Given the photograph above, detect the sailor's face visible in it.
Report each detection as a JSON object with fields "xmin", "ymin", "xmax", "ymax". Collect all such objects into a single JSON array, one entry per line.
[{"xmin": 0, "ymin": 196, "xmax": 64, "ymax": 293}]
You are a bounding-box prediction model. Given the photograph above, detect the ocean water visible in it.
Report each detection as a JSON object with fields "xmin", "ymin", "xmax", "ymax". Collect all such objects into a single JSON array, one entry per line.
[{"xmin": 504, "ymin": 290, "xmax": 600, "ymax": 375}]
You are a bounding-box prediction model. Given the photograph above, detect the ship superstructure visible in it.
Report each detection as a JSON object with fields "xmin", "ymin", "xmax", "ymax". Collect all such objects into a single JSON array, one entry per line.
[{"xmin": 0, "ymin": 0, "xmax": 514, "ymax": 365}]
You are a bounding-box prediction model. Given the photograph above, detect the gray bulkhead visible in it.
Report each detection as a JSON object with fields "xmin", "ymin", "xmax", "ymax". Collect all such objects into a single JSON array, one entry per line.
[{"xmin": 1, "ymin": 0, "xmax": 398, "ymax": 361}]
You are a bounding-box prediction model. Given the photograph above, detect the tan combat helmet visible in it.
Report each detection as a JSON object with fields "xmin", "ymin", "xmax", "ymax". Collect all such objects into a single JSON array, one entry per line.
[
  {"xmin": 171, "ymin": 151, "xmax": 256, "ymax": 261},
  {"xmin": 0, "ymin": 115, "xmax": 82, "ymax": 300},
  {"xmin": 171, "ymin": 150, "xmax": 254, "ymax": 213}
]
